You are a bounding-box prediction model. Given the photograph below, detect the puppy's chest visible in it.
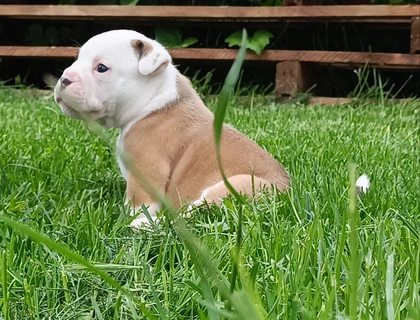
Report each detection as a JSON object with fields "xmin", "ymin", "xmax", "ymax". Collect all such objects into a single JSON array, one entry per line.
[{"xmin": 116, "ymin": 133, "xmax": 129, "ymax": 181}]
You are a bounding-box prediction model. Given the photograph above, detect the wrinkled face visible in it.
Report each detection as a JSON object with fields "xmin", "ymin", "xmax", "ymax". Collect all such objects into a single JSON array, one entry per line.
[{"xmin": 54, "ymin": 30, "xmax": 170, "ymax": 125}]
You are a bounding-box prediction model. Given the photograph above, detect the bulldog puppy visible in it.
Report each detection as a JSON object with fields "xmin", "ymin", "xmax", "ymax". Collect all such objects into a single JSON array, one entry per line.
[{"xmin": 54, "ymin": 30, "xmax": 290, "ymax": 228}]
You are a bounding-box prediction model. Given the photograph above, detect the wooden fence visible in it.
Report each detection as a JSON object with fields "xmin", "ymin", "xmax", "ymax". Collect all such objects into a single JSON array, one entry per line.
[{"xmin": 0, "ymin": 5, "xmax": 419, "ymax": 100}]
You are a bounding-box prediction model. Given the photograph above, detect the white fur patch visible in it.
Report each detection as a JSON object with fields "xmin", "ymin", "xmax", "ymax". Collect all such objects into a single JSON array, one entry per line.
[
  {"xmin": 129, "ymin": 203, "xmax": 161, "ymax": 229},
  {"xmin": 138, "ymin": 45, "xmax": 171, "ymax": 76},
  {"xmin": 116, "ymin": 133, "xmax": 128, "ymax": 181},
  {"xmin": 54, "ymin": 29, "xmax": 178, "ymax": 130},
  {"xmin": 187, "ymin": 180, "xmax": 225, "ymax": 209}
]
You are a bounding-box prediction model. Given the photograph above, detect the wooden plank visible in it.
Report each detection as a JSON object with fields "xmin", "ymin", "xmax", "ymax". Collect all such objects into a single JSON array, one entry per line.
[
  {"xmin": 308, "ymin": 97, "xmax": 352, "ymax": 105},
  {"xmin": 0, "ymin": 5, "xmax": 418, "ymax": 21},
  {"xmin": 308, "ymin": 96, "xmax": 407, "ymax": 105},
  {"xmin": 276, "ymin": 61, "xmax": 302, "ymax": 98},
  {"xmin": 411, "ymin": 17, "xmax": 420, "ymax": 54},
  {"xmin": 0, "ymin": 46, "xmax": 78, "ymax": 58},
  {"xmin": 1, "ymin": 46, "xmax": 419, "ymax": 69},
  {"xmin": 275, "ymin": 61, "xmax": 317, "ymax": 98},
  {"xmin": 170, "ymin": 48, "xmax": 420, "ymax": 69},
  {"xmin": 283, "ymin": 0, "xmax": 370, "ymax": 5}
]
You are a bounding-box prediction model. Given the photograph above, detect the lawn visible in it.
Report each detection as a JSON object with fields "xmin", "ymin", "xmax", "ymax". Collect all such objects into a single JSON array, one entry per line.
[{"xmin": 0, "ymin": 88, "xmax": 419, "ymax": 319}]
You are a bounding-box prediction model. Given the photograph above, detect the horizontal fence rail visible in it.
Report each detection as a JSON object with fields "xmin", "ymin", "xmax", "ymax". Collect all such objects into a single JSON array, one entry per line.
[
  {"xmin": 0, "ymin": 5, "xmax": 419, "ymax": 22},
  {"xmin": 1, "ymin": 46, "xmax": 419, "ymax": 70}
]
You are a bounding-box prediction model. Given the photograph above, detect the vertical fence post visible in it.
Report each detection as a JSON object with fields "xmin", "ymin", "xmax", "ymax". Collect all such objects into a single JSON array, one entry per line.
[
  {"xmin": 410, "ymin": 17, "xmax": 420, "ymax": 54},
  {"xmin": 275, "ymin": 61, "xmax": 316, "ymax": 102}
]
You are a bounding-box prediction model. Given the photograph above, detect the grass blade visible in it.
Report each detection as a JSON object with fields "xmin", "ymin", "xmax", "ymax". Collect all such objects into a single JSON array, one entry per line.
[
  {"xmin": 386, "ymin": 253, "xmax": 395, "ymax": 320},
  {"xmin": 113, "ymin": 291, "xmax": 122, "ymax": 320},
  {"xmin": 213, "ymin": 29, "xmax": 248, "ymax": 203},
  {"xmin": 141, "ymin": 259, "xmax": 169, "ymax": 320},
  {"xmin": 0, "ymin": 249, "xmax": 10, "ymax": 320},
  {"xmin": 348, "ymin": 163, "xmax": 360, "ymax": 320},
  {"xmin": 91, "ymin": 294, "xmax": 105, "ymax": 320},
  {"xmin": 0, "ymin": 214, "xmax": 155, "ymax": 319}
]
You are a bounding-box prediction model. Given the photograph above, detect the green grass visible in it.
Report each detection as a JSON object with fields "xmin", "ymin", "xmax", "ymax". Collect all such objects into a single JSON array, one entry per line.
[{"xmin": 0, "ymin": 88, "xmax": 419, "ymax": 319}]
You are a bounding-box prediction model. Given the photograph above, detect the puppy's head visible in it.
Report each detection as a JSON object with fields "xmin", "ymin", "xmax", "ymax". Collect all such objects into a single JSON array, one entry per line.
[{"xmin": 54, "ymin": 30, "xmax": 172, "ymax": 125}]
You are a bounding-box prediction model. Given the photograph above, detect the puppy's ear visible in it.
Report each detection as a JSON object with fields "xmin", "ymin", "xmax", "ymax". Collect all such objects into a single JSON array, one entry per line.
[{"xmin": 131, "ymin": 39, "xmax": 171, "ymax": 76}]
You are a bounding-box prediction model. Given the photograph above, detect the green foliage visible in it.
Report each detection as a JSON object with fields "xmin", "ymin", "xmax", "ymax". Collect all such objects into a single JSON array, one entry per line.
[
  {"xmin": 350, "ymin": 66, "xmax": 413, "ymax": 102},
  {"xmin": 155, "ymin": 26, "xmax": 198, "ymax": 48},
  {"xmin": 1, "ymin": 87, "xmax": 419, "ymax": 318},
  {"xmin": 1, "ymin": 40, "xmax": 420, "ymax": 318},
  {"xmin": 0, "ymin": 215, "xmax": 154, "ymax": 317},
  {"xmin": 186, "ymin": 69, "xmax": 215, "ymax": 98},
  {"xmin": 120, "ymin": 0, "xmax": 142, "ymax": 5},
  {"xmin": 225, "ymin": 30, "xmax": 273, "ymax": 55},
  {"xmin": 214, "ymin": 29, "xmax": 248, "ymax": 202},
  {"xmin": 24, "ymin": 24, "xmax": 71, "ymax": 46},
  {"xmin": 258, "ymin": 0, "xmax": 282, "ymax": 5},
  {"xmin": 58, "ymin": 0, "xmax": 77, "ymax": 4}
]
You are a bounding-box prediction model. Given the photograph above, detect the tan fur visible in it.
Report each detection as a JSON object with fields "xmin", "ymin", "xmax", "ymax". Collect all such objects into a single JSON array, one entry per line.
[
  {"xmin": 131, "ymin": 39, "xmax": 153, "ymax": 58},
  {"xmin": 124, "ymin": 73, "xmax": 289, "ymax": 209},
  {"xmin": 195, "ymin": 175, "xmax": 273, "ymax": 205}
]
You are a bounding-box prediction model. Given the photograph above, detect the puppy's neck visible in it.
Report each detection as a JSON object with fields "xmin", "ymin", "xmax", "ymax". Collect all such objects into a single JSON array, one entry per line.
[{"xmin": 109, "ymin": 64, "xmax": 179, "ymax": 130}]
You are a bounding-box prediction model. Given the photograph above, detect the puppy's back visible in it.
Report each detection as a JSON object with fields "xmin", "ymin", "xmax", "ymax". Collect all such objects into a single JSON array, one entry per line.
[{"xmin": 166, "ymin": 118, "xmax": 289, "ymax": 205}]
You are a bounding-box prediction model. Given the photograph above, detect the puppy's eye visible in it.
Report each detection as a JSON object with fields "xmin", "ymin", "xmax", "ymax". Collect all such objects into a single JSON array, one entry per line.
[{"xmin": 97, "ymin": 64, "xmax": 108, "ymax": 73}]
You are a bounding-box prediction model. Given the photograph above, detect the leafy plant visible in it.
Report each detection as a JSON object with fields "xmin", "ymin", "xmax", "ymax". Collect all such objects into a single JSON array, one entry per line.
[
  {"xmin": 225, "ymin": 30, "xmax": 273, "ymax": 55},
  {"xmin": 59, "ymin": 0, "xmax": 77, "ymax": 4},
  {"xmin": 1, "ymin": 76, "xmax": 420, "ymax": 319},
  {"xmin": 120, "ymin": 0, "xmax": 142, "ymax": 5},
  {"xmin": 349, "ymin": 66, "xmax": 413, "ymax": 103},
  {"xmin": 155, "ymin": 26, "xmax": 198, "ymax": 48},
  {"xmin": 258, "ymin": 0, "xmax": 283, "ymax": 5},
  {"xmin": 24, "ymin": 25, "xmax": 71, "ymax": 47}
]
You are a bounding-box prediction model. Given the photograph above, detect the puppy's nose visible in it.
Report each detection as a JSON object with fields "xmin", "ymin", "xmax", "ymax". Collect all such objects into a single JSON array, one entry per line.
[{"xmin": 60, "ymin": 77, "xmax": 72, "ymax": 87}]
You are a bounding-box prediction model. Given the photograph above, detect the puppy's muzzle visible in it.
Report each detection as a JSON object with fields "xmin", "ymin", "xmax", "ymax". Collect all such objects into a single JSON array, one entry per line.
[
  {"xmin": 60, "ymin": 77, "xmax": 72, "ymax": 87},
  {"xmin": 59, "ymin": 70, "xmax": 81, "ymax": 88}
]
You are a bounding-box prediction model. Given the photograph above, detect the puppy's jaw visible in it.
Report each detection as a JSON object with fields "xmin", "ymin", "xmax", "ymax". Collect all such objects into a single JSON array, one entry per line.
[
  {"xmin": 58, "ymin": 102, "xmax": 83, "ymax": 120},
  {"xmin": 55, "ymin": 95, "xmax": 105, "ymax": 122},
  {"xmin": 54, "ymin": 86, "xmax": 81, "ymax": 120}
]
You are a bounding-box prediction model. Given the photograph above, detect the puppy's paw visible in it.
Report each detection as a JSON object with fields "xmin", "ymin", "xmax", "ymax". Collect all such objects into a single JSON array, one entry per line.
[
  {"xmin": 184, "ymin": 197, "xmax": 209, "ymax": 219},
  {"xmin": 129, "ymin": 203, "xmax": 160, "ymax": 230},
  {"xmin": 184, "ymin": 198, "xmax": 203, "ymax": 216},
  {"xmin": 130, "ymin": 215, "xmax": 156, "ymax": 229}
]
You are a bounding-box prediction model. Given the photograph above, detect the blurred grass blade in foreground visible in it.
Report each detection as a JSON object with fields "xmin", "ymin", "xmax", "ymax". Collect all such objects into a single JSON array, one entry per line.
[
  {"xmin": 213, "ymin": 29, "xmax": 248, "ymax": 204},
  {"xmin": 0, "ymin": 214, "xmax": 156, "ymax": 319}
]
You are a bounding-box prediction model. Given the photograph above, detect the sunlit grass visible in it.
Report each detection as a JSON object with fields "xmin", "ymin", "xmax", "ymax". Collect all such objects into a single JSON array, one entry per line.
[{"xmin": 0, "ymin": 86, "xmax": 419, "ymax": 319}]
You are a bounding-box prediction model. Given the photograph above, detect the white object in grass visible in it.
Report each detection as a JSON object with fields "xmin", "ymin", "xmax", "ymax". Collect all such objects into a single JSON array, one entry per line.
[{"xmin": 356, "ymin": 174, "xmax": 370, "ymax": 194}]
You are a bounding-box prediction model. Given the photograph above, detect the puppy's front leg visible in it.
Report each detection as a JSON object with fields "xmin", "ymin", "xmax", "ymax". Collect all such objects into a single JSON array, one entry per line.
[
  {"xmin": 129, "ymin": 203, "xmax": 161, "ymax": 228},
  {"xmin": 126, "ymin": 166, "xmax": 168, "ymax": 228}
]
